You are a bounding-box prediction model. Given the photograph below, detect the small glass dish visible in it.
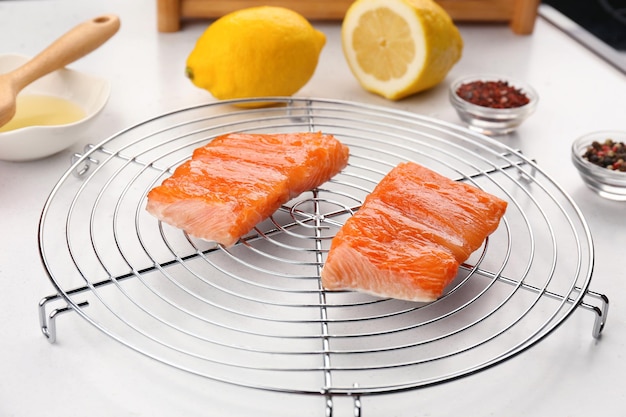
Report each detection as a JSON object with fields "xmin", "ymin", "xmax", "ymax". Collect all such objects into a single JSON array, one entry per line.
[
  {"xmin": 449, "ymin": 74, "xmax": 538, "ymax": 136},
  {"xmin": 571, "ymin": 130, "xmax": 626, "ymax": 201}
]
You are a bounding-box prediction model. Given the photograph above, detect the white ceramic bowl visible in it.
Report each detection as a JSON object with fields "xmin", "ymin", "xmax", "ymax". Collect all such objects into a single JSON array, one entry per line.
[
  {"xmin": 449, "ymin": 74, "xmax": 538, "ymax": 136},
  {"xmin": 0, "ymin": 54, "xmax": 110, "ymax": 161},
  {"xmin": 571, "ymin": 130, "xmax": 626, "ymax": 201}
]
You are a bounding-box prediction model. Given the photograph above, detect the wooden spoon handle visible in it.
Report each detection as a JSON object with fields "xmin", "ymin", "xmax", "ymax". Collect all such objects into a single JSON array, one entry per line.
[{"xmin": 7, "ymin": 14, "xmax": 120, "ymax": 92}]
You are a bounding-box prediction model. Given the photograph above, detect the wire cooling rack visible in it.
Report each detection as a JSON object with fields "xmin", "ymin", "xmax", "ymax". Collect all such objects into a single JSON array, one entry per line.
[{"xmin": 38, "ymin": 97, "xmax": 608, "ymax": 416}]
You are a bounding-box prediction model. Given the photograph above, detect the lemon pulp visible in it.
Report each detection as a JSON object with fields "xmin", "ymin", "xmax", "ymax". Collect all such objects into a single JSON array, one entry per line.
[{"xmin": 353, "ymin": 7, "xmax": 415, "ymax": 81}]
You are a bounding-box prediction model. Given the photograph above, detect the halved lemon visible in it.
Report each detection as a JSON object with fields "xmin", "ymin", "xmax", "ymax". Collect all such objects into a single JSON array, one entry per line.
[{"xmin": 341, "ymin": 0, "xmax": 463, "ymax": 100}]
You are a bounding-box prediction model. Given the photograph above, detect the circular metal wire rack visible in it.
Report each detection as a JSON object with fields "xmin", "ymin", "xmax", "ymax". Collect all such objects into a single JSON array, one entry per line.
[{"xmin": 38, "ymin": 97, "xmax": 608, "ymax": 414}]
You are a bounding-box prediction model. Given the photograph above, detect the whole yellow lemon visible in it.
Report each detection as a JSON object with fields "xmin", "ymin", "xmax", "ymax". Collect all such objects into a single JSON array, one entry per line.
[{"xmin": 185, "ymin": 6, "xmax": 326, "ymax": 107}]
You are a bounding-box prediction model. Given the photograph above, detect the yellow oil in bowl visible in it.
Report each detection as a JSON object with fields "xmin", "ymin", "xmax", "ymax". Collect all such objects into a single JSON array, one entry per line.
[{"xmin": 0, "ymin": 94, "xmax": 85, "ymax": 132}]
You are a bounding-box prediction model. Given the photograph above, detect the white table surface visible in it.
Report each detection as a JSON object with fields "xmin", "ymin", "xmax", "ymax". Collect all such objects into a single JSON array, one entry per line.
[{"xmin": 1, "ymin": 1, "xmax": 625, "ymax": 416}]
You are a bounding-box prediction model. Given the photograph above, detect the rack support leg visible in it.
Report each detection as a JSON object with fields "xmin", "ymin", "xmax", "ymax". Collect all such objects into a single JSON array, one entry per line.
[{"xmin": 38, "ymin": 295, "xmax": 89, "ymax": 344}]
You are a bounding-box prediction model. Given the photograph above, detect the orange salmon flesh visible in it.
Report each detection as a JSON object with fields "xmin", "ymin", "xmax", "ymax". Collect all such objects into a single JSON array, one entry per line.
[
  {"xmin": 321, "ymin": 162, "xmax": 508, "ymax": 302},
  {"xmin": 146, "ymin": 132, "xmax": 350, "ymax": 246}
]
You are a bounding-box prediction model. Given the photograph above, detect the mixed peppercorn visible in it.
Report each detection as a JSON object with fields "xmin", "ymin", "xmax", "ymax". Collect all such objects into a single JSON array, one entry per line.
[
  {"xmin": 456, "ymin": 80, "xmax": 530, "ymax": 109},
  {"xmin": 582, "ymin": 138, "xmax": 626, "ymax": 172}
]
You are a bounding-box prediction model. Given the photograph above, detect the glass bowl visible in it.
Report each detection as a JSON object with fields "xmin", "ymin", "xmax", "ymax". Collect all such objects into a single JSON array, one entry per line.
[
  {"xmin": 449, "ymin": 74, "xmax": 538, "ymax": 136},
  {"xmin": 571, "ymin": 130, "xmax": 626, "ymax": 201}
]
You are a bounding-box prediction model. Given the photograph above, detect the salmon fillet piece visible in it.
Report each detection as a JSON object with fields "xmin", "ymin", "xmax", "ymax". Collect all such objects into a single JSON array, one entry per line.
[
  {"xmin": 193, "ymin": 133, "xmax": 348, "ymax": 197},
  {"xmin": 321, "ymin": 162, "xmax": 508, "ymax": 302},
  {"xmin": 146, "ymin": 132, "xmax": 349, "ymax": 246}
]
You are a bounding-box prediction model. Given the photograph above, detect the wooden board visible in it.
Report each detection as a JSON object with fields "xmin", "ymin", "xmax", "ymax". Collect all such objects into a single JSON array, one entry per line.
[{"xmin": 157, "ymin": 0, "xmax": 540, "ymax": 35}]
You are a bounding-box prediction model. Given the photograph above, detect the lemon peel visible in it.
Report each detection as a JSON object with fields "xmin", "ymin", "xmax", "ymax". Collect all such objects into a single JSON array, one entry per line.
[{"xmin": 186, "ymin": 6, "xmax": 326, "ymax": 107}]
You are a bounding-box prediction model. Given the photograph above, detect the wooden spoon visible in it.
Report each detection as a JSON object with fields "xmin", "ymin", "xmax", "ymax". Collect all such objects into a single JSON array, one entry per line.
[{"xmin": 0, "ymin": 14, "xmax": 120, "ymax": 129}]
